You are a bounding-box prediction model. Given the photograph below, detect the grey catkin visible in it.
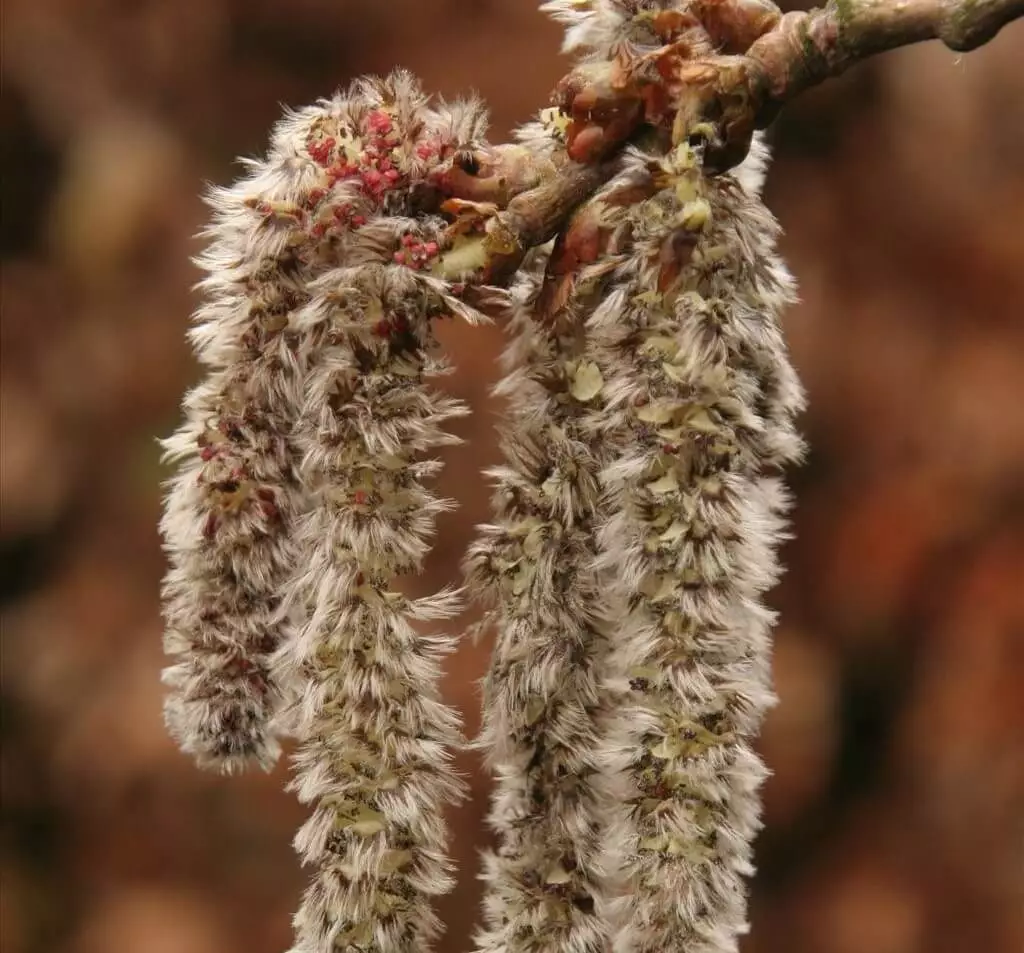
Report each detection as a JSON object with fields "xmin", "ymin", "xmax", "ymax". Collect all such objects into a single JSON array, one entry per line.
[
  {"xmin": 586, "ymin": 139, "xmax": 804, "ymax": 953},
  {"xmin": 466, "ymin": 261, "xmax": 617, "ymax": 953},
  {"xmin": 461, "ymin": 102, "xmax": 643, "ymax": 953},
  {"xmin": 163, "ymin": 71, "xmax": 495, "ymax": 952},
  {"xmin": 159, "ymin": 97, "xmax": 339, "ymax": 774},
  {"xmin": 269, "ymin": 77, "xmax": 491, "ymax": 953}
]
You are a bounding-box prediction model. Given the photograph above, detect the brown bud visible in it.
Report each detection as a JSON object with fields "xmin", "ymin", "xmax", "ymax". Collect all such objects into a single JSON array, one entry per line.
[{"xmin": 691, "ymin": 0, "xmax": 783, "ymax": 54}]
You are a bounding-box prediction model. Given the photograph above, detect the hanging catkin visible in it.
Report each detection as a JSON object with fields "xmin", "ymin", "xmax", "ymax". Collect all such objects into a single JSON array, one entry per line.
[
  {"xmin": 584, "ymin": 138, "xmax": 803, "ymax": 953},
  {"xmin": 269, "ymin": 75, "xmax": 492, "ymax": 953}
]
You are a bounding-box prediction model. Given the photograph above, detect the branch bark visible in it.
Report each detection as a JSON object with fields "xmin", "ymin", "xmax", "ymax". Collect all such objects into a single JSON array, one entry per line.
[
  {"xmin": 748, "ymin": 0, "xmax": 1024, "ymax": 118},
  {"xmin": 433, "ymin": 0, "xmax": 1023, "ymax": 289}
]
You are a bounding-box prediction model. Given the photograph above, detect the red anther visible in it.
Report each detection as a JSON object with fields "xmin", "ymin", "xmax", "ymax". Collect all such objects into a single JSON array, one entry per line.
[
  {"xmin": 355, "ymin": 572, "xmax": 365, "ymax": 586},
  {"xmin": 415, "ymin": 140, "xmax": 437, "ymax": 160},
  {"xmin": 308, "ymin": 137, "xmax": 336, "ymax": 166},
  {"xmin": 367, "ymin": 110, "xmax": 393, "ymax": 135},
  {"xmin": 306, "ymin": 187, "xmax": 327, "ymax": 207},
  {"xmin": 353, "ymin": 490, "xmax": 368, "ymax": 505},
  {"xmin": 422, "ymin": 241, "xmax": 439, "ymax": 257},
  {"xmin": 650, "ymin": 779, "xmax": 671, "ymax": 801},
  {"xmin": 255, "ymin": 487, "xmax": 275, "ymax": 503},
  {"xmin": 200, "ymin": 446, "xmax": 216, "ymax": 462},
  {"xmin": 662, "ymin": 444, "xmax": 679, "ymax": 455},
  {"xmin": 393, "ymin": 251, "xmax": 407, "ymax": 265},
  {"xmin": 373, "ymin": 319, "xmax": 392, "ymax": 337},
  {"xmin": 351, "ymin": 214, "xmax": 367, "ymax": 227},
  {"xmin": 383, "ymin": 168, "xmax": 401, "ymax": 184},
  {"xmin": 361, "ymin": 168, "xmax": 383, "ymax": 191},
  {"xmin": 401, "ymin": 233, "xmax": 417, "ymax": 247},
  {"xmin": 327, "ymin": 163, "xmax": 356, "ymax": 185},
  {"xmin": 311, "ymin": 221, "xmax": 328, "ymax": 239}
]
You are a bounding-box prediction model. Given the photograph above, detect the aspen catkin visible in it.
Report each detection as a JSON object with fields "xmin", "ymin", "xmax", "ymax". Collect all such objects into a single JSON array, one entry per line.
[
  {"xmin": 160, "ymin": 97, "xmax": 347, "ymax": 774},
  {"xmin": 464, "ymin": 109, "xmax": 635, "ymax": 953},
  {"xmin": 270, "ymin": 76, "xmax": 491, "ymax": 953},
  {"xmin": 588, "ymin": 139, "xmax": 804, "ymax": 953}
]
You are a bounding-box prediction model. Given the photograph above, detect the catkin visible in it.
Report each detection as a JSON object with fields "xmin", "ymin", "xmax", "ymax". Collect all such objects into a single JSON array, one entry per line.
[
  {"xmin": 465, "ymin": 116, "xmax": 631, "ymax": 953},
  {"xmin": 161, "ymin": 10, "xmax": 810, "ymax": 948},
  {"xmin": 587, "ymin": 139, "xmax": 803, "ymax": 953},
  {"xmin": 270, "ymin": 77, "xmax": 491, "ymax": 953},
  {"xmin": 160, "ymin": 96, "xmax": 341, "ymax": 773}
]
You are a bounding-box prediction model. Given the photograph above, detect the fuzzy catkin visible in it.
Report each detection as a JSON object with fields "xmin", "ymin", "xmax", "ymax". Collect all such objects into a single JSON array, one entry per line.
[
  {"xmin": 541, "ymin": 0, "xmax": 663, "ymax": 58},
  {"xmin": 282, "ymin": 266, "xmax": 467, "ymax": 953},
  {"xmin": 466, "ymin": 271, "xmax": 612, "ymax": 953},
  {"xmin": 464, "ymin": 114, "xmax": 632, "ymax": 953},
  {"xmin": 270, "ymin": 79, "xmax": 490, "ymax": 953},
  {"xmin": 585, "ymin": 140, "xmax": 804, "ymax": 953},
  {"xmin": 160, "ymin": 100, "xmax": 339, "ymax": 774},
  {"xmin": 159, "ymin": 70, "xmax": 479, "ymax": 774}
]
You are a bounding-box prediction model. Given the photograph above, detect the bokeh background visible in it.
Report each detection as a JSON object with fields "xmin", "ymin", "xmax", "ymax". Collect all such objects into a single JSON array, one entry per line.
[{"xmin": 2, "ymin": 2, "xmax": 1023, "ymax": 952}]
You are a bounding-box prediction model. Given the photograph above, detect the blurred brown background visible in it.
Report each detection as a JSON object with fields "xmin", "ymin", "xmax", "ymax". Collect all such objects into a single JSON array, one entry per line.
[{"xmin": 2, "ymin": 2, "xmax": 1023, "ymax": 952}]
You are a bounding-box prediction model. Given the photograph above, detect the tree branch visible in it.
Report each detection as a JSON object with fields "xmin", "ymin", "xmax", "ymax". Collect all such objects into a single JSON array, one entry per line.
[
  {"xmin": 433, "ymin": 0, "xmax": 1023, "ymax": 290},
  {"xmin": 748, "ymin": 0, "xmax": 1024, "ymax": 118}
]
